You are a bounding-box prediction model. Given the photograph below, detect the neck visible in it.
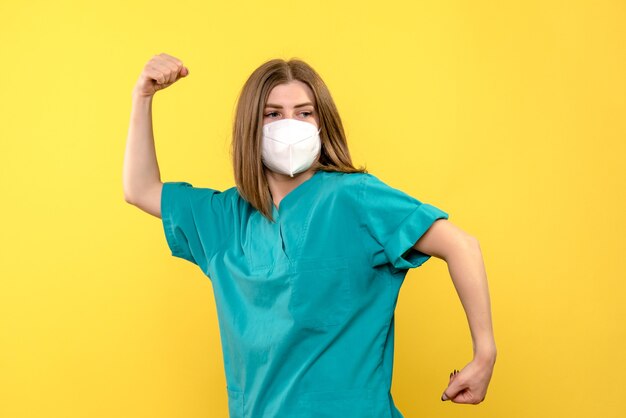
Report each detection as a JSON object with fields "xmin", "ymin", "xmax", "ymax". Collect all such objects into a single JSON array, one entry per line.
[{"xmin": 265, "ymin": 168, "xmax": 316, "ymax": 208}]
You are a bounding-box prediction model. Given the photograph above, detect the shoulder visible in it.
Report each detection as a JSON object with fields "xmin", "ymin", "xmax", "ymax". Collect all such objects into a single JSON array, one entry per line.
[
  {"xmin": 318, "ymin": 170, "xmax": 391, "ymax": 197},
  {"xmin": 327, "ymin": 171, "xmax": 423, "ymax": 212},
  {"xmin": 316, "ymin": 171, "xmax": 377, "ymax": 208},
  {"xmin": 163, "ymin": 182, "xmax": 242, "ymax": 214},
  {"xmin": 219, "ymin": 186, "xmax": 246, "ymax": 213},
  {"xmin": 318, "ymin": 170, "xmax": 371, "ymax": 190}
]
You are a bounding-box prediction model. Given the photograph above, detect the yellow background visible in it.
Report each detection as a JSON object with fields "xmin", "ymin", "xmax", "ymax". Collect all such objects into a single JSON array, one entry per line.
[{"xmin": 1, "ymin": 1, "xmax": 624, "ymax": 417}]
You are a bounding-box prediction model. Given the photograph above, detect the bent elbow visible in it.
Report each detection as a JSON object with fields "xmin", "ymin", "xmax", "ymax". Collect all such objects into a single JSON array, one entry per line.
[
  {"xmin": 124, "ymin": 191, "xmax": 136, "ymax": 205},
  {"xmin": 465, "ymin": 234, "xmax": 479, "ymax": 246}
]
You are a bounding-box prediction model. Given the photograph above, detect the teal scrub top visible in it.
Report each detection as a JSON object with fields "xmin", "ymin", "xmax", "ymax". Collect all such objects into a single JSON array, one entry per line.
[{"xmin": 161, "ymin": 169, "xmax": 449, "ymax": 418}]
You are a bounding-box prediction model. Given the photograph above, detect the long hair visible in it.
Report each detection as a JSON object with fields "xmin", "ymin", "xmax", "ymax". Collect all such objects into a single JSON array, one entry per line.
[{"xmin": 230, "ymin": 57, "xmax": 367, "ymax": 222}]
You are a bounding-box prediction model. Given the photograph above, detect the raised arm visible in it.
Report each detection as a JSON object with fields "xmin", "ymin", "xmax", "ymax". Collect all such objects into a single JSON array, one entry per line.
[{"xmin": 122, "ymin": 53, "xmax": 189, "ymax": 218}]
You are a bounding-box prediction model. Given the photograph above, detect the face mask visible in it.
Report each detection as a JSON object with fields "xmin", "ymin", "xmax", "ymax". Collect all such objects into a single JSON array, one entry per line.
[{"xmin": 261, "ymin": 118, "xmax": 322, "ymax": 177}]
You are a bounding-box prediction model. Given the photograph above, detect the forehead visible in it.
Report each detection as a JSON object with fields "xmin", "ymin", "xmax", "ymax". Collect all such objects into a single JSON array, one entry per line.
[{"xmin": 265, "ymin": 80, "xmax": 315, "ymax": 106}]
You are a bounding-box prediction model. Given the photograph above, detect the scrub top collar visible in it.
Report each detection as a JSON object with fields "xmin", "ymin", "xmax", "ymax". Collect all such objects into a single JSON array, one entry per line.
[{"xmin": 271, "ymin": 169, "xmax": 323, "ymax": 219}]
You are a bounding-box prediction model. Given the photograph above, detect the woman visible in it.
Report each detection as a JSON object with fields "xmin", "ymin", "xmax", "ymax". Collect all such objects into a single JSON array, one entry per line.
[{"xmin": 123, "ymin": 53, "xmax": 496, "ymax": 417}]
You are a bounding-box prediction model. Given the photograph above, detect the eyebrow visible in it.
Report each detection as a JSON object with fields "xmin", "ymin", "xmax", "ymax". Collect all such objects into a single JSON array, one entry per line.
[{"xmin": 264, "ymin": 102, "xmax": 314, "ymax": 109}]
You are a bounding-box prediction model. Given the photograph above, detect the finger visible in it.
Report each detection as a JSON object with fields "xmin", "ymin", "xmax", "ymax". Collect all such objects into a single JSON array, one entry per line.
[
  {"xmin": 164, "ymin": 62, "xmax": 179, "ymax": 84},
  {"xmin": 153, "ymin": 59, "xmax": 177, "ymax": 84},
  {"xmin": 452, "ymin": 389, "xmax": 475, "ymax": 404},
  {"xmin": 148, "ymin": 62, "xmax": 170, "ymax": 84},
  {"xmin": 442, "ymin": 380, "xmax": 464, "ymax": 402},
  {"xmin": 444, "ymin": 370, "xmax": 457, "ymax": 400},
  {"xmin": 158, "ymin": 54, "xmax": 185, "ymax": 81},
  {"xmin": 454, "ymin": 385, "xmax": 485, "ymax": 405},
  {"xmin": 159, "ymin": 52, "xmax": 183, "ymax": 67},
  {"xmin": 144, "ymin": 65, "xmax": 165, "ymax": 85}
]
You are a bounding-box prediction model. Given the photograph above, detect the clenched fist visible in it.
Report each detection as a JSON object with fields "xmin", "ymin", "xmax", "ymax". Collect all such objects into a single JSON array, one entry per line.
[{"xmin": 133, "ymin": 53, "xmax": 189, "ymax": 98}]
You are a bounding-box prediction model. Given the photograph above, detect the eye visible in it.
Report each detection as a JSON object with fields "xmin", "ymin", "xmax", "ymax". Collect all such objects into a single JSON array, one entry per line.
[
  {"xmin": 301, "ymin": 111, "xmax": 313, "ymax": 117},
  {"xmin": 265, "ymin": 111, "xmax": 279, "ymax": 118}
]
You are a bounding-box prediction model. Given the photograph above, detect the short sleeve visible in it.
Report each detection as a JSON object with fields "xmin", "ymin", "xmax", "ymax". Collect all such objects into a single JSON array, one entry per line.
[
  {"xmin": 160, "ymin": 181, "xmax": 233, "ymax": 273},
  {"xmin": 358, "ymin": 173, "xmax": 449, "ymax": 270}
]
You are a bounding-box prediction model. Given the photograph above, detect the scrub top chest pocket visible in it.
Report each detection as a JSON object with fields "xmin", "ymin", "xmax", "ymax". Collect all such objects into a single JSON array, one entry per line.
[{"xmin": 289, "ymin": 256, "xmax": 352, "ymax": 329}]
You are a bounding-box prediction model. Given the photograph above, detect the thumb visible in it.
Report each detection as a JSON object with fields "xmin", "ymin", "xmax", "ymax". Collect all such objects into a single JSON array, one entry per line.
[
  {"xmin": 441, "ymin": 378, "xmax": 464, "ymax": 402},
  {"xmin": 180, "ymin": 66, "xmax": 189, "ymax": 77}
]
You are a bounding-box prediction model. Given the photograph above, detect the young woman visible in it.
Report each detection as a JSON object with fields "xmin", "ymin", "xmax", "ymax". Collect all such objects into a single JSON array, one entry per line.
[{"xmin": 123, "ymin": 53, "xmax": 496, "ymax": 418}]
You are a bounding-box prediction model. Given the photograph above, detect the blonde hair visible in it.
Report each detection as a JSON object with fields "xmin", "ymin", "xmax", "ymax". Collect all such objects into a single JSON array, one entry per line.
[{"xmin": 230, "ymin": 57, "xmax": 367, "ymax": 222}]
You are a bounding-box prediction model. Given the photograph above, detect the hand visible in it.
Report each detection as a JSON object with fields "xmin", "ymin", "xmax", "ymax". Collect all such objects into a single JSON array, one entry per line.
[
  {"xmin": 441, "ymin": 356, "xmax": 495, "ymax": 404},
  {"xmin": 133, "ymin": 52, "xmax": 189, "ymax": 98}
]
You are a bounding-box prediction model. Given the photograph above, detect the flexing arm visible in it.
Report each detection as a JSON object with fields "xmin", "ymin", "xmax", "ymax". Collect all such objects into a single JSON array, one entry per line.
[
  {"xmin": 123, "ymin": 92, "xmax": 163, "ymax": 217},
  {"xmin": 413, "ymin": 219, "xmax": 497, "ymax": 404},
  {"xmin": 122, "ymin": 53, "xmax": 189, "ymax": 218}
]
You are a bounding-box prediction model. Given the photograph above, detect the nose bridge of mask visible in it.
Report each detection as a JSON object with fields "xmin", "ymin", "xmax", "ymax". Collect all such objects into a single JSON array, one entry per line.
[{"xmin": 263, "ymin": 118, "xmax": 320, "ymax": 144}]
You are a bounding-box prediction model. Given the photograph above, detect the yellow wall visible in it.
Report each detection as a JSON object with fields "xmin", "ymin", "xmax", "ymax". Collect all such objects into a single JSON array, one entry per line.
[{"xmin": 1, "ymin": 1, "xmax": 624, "ymax": 417}]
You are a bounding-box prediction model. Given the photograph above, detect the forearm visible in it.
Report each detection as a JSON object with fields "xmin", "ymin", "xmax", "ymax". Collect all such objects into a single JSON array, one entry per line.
[
  {"xmin": 444, "ymin": 237, "xmax": 497, "ymax": 364},
  {"xmin": 123, "ymin": 91, "xmax": 161, "ymax": 202}
]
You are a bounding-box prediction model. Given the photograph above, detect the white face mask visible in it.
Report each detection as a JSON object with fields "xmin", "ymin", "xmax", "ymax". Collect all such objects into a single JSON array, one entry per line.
[{"xmin": 261, "ymin": 118, "xmax": 322, "ymax": 177}]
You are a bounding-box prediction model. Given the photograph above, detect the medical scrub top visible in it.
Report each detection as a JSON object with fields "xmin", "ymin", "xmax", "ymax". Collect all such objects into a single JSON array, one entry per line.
[{"xmin": 160, "ymin": 169, "xmax": 449, "ymax": 418}]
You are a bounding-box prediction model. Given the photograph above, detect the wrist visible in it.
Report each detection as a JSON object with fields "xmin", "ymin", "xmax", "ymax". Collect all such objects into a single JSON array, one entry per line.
[
  {"xmin": 473, "ymin": 345, "xmax": 497, "ymax": 365},
  {"xmin": 132, "ymin": 87, "xmax": 154, "ymax": 101}
]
